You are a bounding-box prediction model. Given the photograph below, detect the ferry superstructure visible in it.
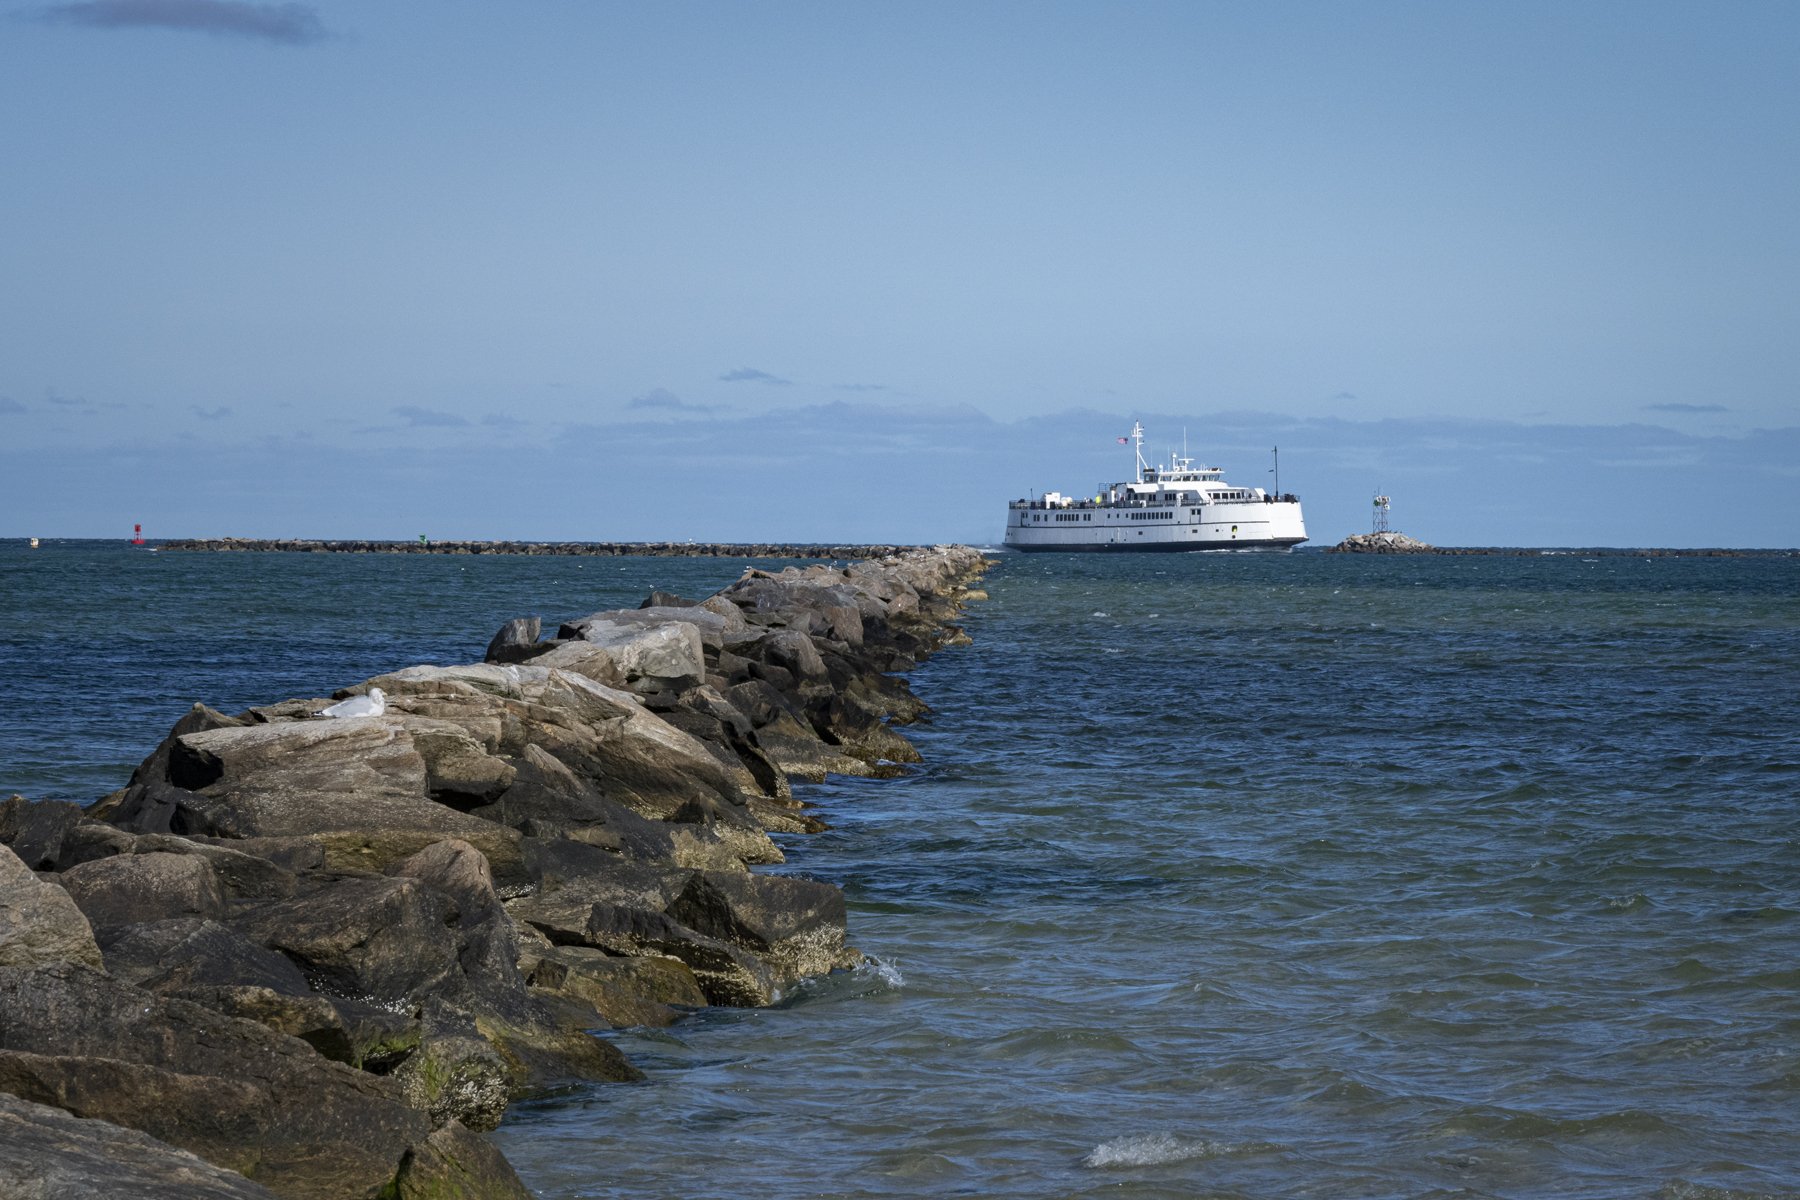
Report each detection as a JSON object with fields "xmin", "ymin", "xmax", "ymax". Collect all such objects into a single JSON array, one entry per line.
[{"xmin": 1003, "ymin": 423, "xmax": 1307, "ymax": 552}]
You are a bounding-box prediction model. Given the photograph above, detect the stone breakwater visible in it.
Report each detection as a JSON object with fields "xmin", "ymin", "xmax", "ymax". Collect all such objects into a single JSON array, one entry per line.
[
  {"xmin": 160, "ymin": 538, "xmax": 928, "ymax": 559},
  {"xmin": 1328, "ymin": 531, "xmax": 1436, "ymax": 553},
  {"xmin": 0, "ymin": 545, "xmax": 990, "ymax": 1199},
  {"xmin": 1326, "ymin": 536, "xmax": 1797, "ymax": 556}
]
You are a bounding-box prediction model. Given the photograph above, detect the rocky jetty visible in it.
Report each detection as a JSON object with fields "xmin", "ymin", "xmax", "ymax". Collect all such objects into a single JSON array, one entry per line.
[
  {"xmin": 1328, "ymin": 531, "xmax": 1436, "ymax": 553},
  {"xmin": 1322, "ymin": 536, "xmax": 1796, "ymax": 556},
  {"xmin": 0, "ymin": 545, "xmax": 989, "ymax": 1198},
  {"xmin": 159, "ymin": 538, "xmax": 928, "ymax": 559}
]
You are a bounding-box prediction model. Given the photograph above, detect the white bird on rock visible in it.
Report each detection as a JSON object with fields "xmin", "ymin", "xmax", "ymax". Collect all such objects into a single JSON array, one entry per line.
[{"xmin": 318, "ymin": 687, "xmax": 386, "ymax": 718}]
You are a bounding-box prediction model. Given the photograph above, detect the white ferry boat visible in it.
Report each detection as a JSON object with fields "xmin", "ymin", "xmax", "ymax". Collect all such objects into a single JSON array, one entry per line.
[{"xmin": 1004, "ymin": 423, "xmax": 1307, "ymax": 552}]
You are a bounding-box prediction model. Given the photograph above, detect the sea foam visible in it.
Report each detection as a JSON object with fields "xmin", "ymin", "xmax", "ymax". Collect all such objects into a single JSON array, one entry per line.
[
  {"xmin": 1082, "ymin": 1132, "xmax": 1240, "ymax": 1169},
  {"xmin": 857, "ymin": 955, "xmax": 906, "ymax": 989}
]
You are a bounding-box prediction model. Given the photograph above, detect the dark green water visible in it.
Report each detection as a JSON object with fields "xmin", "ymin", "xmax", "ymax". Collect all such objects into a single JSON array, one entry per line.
[{"xmin": 4, "ymin": 541, "xmax": 1797, "ymax": 1198}]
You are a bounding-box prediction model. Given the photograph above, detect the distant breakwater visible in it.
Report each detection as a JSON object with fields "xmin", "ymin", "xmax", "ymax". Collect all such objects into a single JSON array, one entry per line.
[
  {"xmin": 159, "ymin": 537, "xmax": 926, "ymax": 559},
  {"xmin": 0, "ymin": 546, "xmax": 991, "ymax": 1197},
  {"xmin": 1324, "ymin": 543, "xmax": 1797, "ymax": 557}
]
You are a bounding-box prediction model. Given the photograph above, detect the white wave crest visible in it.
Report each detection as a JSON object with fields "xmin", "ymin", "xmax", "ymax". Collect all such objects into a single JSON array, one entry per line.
[
  {"xmin": 857, "ymin": 955, "xmax": 905, "ymax": 989},
  {"xmin": 1083, "ymin": 1132, "xmax": 1229, "ymax": 1169}
]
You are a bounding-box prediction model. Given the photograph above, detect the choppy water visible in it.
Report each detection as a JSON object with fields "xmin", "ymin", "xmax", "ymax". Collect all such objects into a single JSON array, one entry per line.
[{"xmin": 5, "ymin": 541, "xmax": 1799, "ymax": 1199}]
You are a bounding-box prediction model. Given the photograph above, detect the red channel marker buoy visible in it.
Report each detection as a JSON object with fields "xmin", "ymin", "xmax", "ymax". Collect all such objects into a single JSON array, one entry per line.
[{"xmin": 131, "ymin": 523, "xmax": 144, "ymax": 546}]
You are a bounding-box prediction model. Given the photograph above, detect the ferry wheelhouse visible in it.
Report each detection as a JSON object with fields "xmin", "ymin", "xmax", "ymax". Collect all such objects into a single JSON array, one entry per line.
[{"xmin": 1004, "ymin": 423, "xmax": 1307, "ymax": 552}]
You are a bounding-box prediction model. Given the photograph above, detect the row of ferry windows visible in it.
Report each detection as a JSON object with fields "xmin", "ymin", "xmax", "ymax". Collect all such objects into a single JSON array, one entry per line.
[
  {"xmin": 1028, "ymin": 503, "xmax": 1267, "ymax": 523},
  {"xmin": 1029, "ymin": 510, "xmax": 1218, "ymax": 522},
  {"xmin": 1161, "ymin": 491, "xmax": 1251, "ymax": 502},
  {"xmin": 1025, "ymin": 492, "xmax": 1254, "ymax": 515}
]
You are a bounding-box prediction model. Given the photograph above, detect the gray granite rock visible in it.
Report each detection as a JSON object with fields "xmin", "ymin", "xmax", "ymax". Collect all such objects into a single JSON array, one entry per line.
[{"xmin": 0, "ymin": 844, "xmax": 103, "ymax": 971}]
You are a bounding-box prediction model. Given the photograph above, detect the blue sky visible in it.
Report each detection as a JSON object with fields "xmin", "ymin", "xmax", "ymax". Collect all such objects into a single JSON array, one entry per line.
[{"xmin": 2, "ymin": 1, "xmax": 1795, "ymax": 546}]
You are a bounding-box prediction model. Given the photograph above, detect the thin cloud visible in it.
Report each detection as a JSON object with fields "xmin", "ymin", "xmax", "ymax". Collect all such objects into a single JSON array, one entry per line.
[
  {"xmin": 190, "ymin": 405, "xmax": 232, "ymax": 420},
  {"xmin": 0, "ymin": 395, "xmax": 25, "ymax": 414},
  {"xmin": 392, "ymin": 405, "xmax": 468, "ymax": 428},
  {"xmin": 628, "ymin": 387, "xmax": 716, "ymax": 414},
  {"xmin": 719, "ymin": 367, "xmax": 792, "ymax": 386},
  {"xmin": 480, "ymin": 412, "xmax": 527, "ymax": 430},
  {"xmin": 1643, "ymin": 402, "xmax": 1729, "ymax": 414},
  {"xmin": 44, "ymin": 389, "xmax": 126, "ymax": 412},
  {"xmin": 834, "ymin": 383, "xmax": 888, "ymax": 393},
  {"xmin": 35, "ymin": 0, "xmax": 328, "ymax": 43}
]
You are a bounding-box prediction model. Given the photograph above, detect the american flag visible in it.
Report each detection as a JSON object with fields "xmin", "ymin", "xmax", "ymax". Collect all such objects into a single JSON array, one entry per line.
[{"xmin": 1116, "ymin": 436, "xmax": 1129, "ymax": 444}]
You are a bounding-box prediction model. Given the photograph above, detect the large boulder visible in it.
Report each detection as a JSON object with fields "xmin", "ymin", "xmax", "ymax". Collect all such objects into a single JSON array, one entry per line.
[
  {"xmin": 165, "ymin": 719, "xmax": 461, "ymax": 835},
  {"xmin": 483, "ymin": 616, "xmax": 542, "ymax": 665},
  {"xmin": 0, "ymin": 845, "xmax": 103, "ymax": 970},
  {"xmin": 102, "ymin": 918, "xmax": 356, "ymax": 1061},
  {"xmin": 520, "ymin": 943, "xmax": 707, "ymax": 1028},
  {"xmin": 308, "ymin": 829, "xmax": 648, "ymax": 1097},
  {"xmin": 0, "ymin": 961, "xmax": 528, "ymax": 1199},
  {"xmin": 386, "ymin": 839, "xmax": 530, "ymax": 1013},
  {"xmin": 720, "ymin": 575, "xmax": 866, "ymax": 645},
  {"xmin": 231, "ymin": 876, "xmax": 459, "ymax": 1007},
  {"xmin": 390, "ymin": 1010, "xmax": 510, "ymax": 1133},
  {"xmin": 470, "ymin": 746, "xmax": 741, "ymax": 869},
  {"xmin": 505, "ymin": 852, "xmax": 781, "ymax": 1005},
  {"xmin": 57, "ymin": 851, "xmax": 227, "ymax": 933},
  {"xmin": 505, "ymin": 850, "xmax": 852, "ymax": 1007},
  {"xmin": 371, "ymin": 664, "xmax": 764, "ymax": 836},
  {"xmin": 553, "ymin": 614, "xmax": 705, "ymax": 693},
  {"xmin": 391, "ymin": 1121, "xmax": 531, "ymax": 1200},
  {"xmin": 0, "ymin": 796, "xmax": 86, "ymax": 872},
  {"xmin": 410, "ymin": 726, "xmax": 517, "ymax": 810},
  {"xmin": 0, "ymin": 1092, "xmax": 279, "ymax": 1199},
  {"xmin": 750, "ymin": 629, "xmax": 831, "ymax": 688},
  {"xmin": 665, "ymin": 869, "xmax": 855, "ymax": 984},
  {"xmin": 102, "ymin": 918, "xmax": 309, "ymax": 995},
  {"xmin": 102, "ymin": 710, "xmax": 527, "ymax": 886},
  {"xmin": 510, "ymin": 641, "xmax": 625, "ymax": 688},
  {"xmin": 577, "ymin": 604, "xmax": 744, "ymax": 652},
  {"xmin": 541, "ymin": 901, "xmax": 780, "ymax": 1007},
  {"xmin": 660, "ymin": 686, "xmax": 793, "ymax": 805},
  {"xmin": 53, "ymin": 828, "xmax": 300, "ymax": 899},
  {"xmin": 87, "ymin": 705, "xmax": 248, "ymax": 834},
  {"xmin": 723, "ymin": 681, "xmax": 870, "ymax": 781}
]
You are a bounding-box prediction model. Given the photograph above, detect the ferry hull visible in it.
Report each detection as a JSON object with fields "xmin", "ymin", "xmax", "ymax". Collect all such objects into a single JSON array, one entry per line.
[
  {"xmin": 1006, "ymin": 537, "xmax": 1304, "ymax": 553},
  {"xmin": 1004, "ymin": 499, "xmax": 1308, "ymax": 553}
]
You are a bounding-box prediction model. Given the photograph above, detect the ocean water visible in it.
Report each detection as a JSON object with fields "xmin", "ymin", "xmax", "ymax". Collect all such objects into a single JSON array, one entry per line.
[{"xmin": 4, "ymin": 540, "xmax": 1798, "ymax": 1199}]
